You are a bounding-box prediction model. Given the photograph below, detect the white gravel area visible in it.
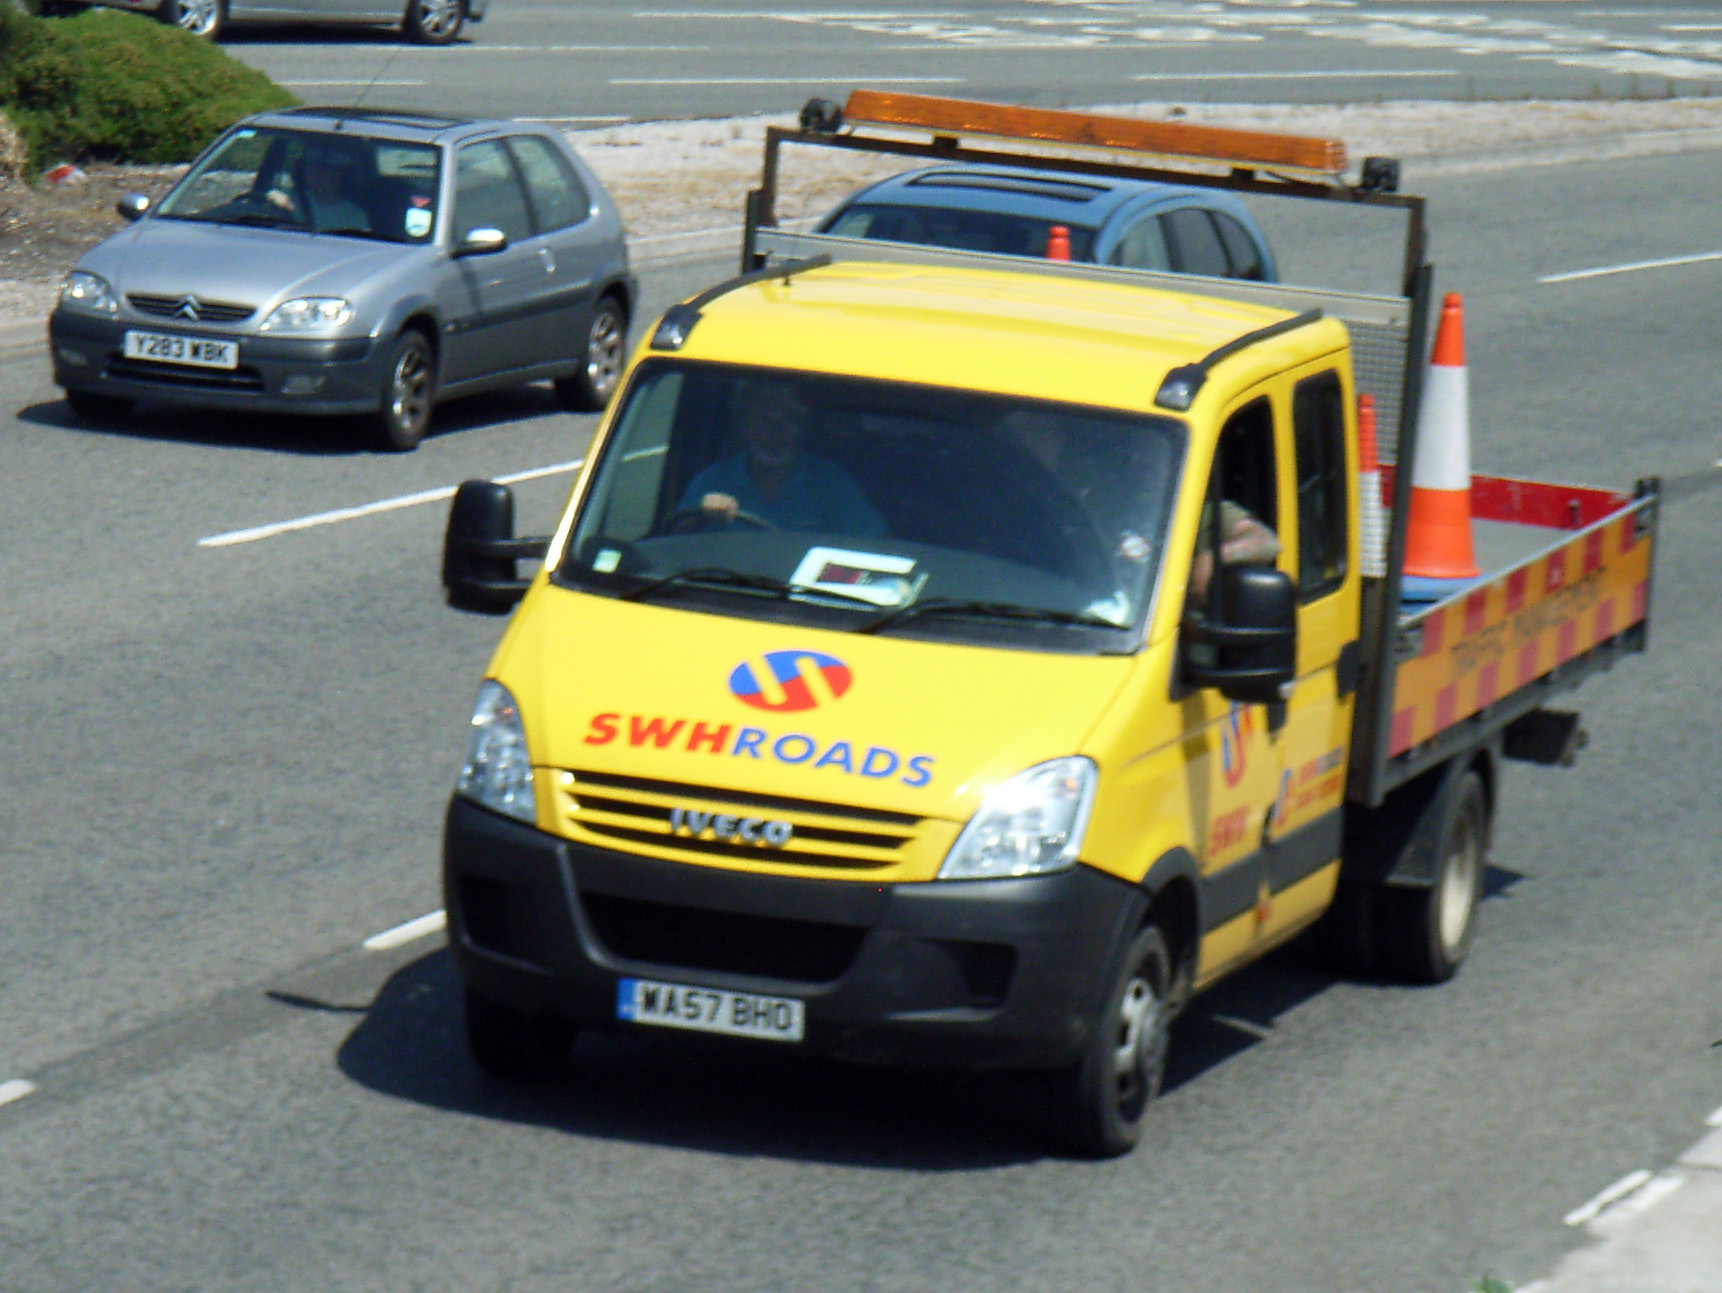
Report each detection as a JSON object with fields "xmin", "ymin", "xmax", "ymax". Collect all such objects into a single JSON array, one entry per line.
[{"xmin": 8, "ymin": 97, "xmax": 1722, "ymax": 324}]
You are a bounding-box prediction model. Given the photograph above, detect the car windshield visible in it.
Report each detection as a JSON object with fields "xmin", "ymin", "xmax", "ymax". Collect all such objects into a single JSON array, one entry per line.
[
  {"xmin": 825, "ymin": 203, "xmax": 1098, "ymax": 261},
  {"xmin": 559, "ymin": 361, "xmax": 1185, "ymax": 650},
  {"xmin": 157, "ymin": 126, "xmax": 442, "ymax": 244}
]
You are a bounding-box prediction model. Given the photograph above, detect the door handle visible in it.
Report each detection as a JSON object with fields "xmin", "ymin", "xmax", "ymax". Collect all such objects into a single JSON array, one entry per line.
[{"xmin": 537, "ymin": 247, "xmax": 556, "ymax": 275}]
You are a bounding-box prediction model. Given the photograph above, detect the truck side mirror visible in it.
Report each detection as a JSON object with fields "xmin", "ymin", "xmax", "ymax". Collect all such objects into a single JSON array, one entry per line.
[
  {"xmin": 442, "ymin": 480, "xmax": 549, "ymax": 614},
  {"xmin": 1182, "ymin": 564, "xmax": 1297, "ymax": 704}
]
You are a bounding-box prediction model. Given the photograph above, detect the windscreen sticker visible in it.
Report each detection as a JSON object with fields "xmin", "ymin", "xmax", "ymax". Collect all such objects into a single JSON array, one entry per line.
[{"xmin": 404, "ymin": 208, "xmax": 433, "ymax": 238}]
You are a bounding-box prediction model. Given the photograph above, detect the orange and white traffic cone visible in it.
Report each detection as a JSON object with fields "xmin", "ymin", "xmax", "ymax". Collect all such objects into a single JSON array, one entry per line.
[
  {"xmin": 1045, "ymin": 224, "xmax": 1072, "ymax": 261},
  {"xmin": 1402, "ymin": 292, "xmax": 1480, "ymax": 582},
  {"xmin": 1358, "ymin": 392, "xmax": 1388, "ymax": 579}
]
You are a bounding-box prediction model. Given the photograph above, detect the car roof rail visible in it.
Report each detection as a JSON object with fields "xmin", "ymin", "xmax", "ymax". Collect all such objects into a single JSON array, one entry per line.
[
  {"xmin": 649, "ymin": 255, "xmax": 833, "ymax": 351},
  {"xmin": 279, "ymin": 106, "xmax": 475, "ymax": 130}
]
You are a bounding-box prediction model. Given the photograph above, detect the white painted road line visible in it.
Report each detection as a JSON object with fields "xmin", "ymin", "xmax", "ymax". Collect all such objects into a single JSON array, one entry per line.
[
  {"xmin": 611, "ymin": 75, "xmax": 963, "ymax": 86},
  {"xmin": 197, "ymin": 459, "xmax": 583, "ymax": 549},
  {"xmin": 1588, "ymin": 1171, "xmax": 1687, "ymax": 1230},
  {"xmin": 1132, "ymin": 69, "xmax": 1460, "ymax": 81},
  {"xmin": 363, "ymin": 910, "xmax": 448, "ymax": 952},
  {"xmin": 1707, "ymin": 1103, "xmax": 1722, "ymax": 1128},
  {"xmin": 1541, "ymin": 249, "xmax": 1722, "ymax": 284},
  {"xmin": 0, "ymin": 1079, "xmax": 38, "ymax": 1109},
  {"xmin": 278, "ymin": 80, "xmax": 428, "ymax": 88},
  {"xmin": 1564, "ymin": 1169, "xmax": 1653, "ymax": 1227}
]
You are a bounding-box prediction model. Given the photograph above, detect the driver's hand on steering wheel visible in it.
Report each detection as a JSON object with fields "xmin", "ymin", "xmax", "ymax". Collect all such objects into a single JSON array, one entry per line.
[
  {"xmin": 265, "ymin": 188, "xmax": 295, "ymax": 213},
  {"xmin": 701, "ymin": 492, "xmax": 740, "ymax": 523}
]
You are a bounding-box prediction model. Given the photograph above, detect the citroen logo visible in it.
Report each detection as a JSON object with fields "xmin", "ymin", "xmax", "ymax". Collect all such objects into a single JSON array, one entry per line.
[{"xmin": 174, "ymin": 296, "xmax": 201, "ymax": 321}]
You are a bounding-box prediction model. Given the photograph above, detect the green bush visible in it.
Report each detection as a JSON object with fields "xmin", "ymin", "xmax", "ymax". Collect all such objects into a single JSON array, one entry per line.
[{"xmin": 0, "ymin": 5, "xmax": 296, "ymax": 175}]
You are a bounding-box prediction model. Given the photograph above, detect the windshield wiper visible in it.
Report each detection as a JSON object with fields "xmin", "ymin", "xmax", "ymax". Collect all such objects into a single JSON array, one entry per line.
[
  {"xmin": 616, "ymin": 567, "xmax": 879, "ymax": 610},
  {"xmin": 859, "ymin": 598, "xmax": 1125, "ymax": 635}
]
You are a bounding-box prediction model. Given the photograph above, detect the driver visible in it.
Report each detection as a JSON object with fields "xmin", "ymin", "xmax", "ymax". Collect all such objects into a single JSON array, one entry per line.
[
  {"xmin": 678, "ymin": 379, "xmax": 887, "ymax": 536},
  {"xmin": 279, "ymin": 142, "xmax": 372, "ymax": 234}
]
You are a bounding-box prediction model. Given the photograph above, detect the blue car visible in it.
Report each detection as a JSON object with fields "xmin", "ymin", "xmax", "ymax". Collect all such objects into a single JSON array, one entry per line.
[{"xmin": 816, "ymin": 164, "xmax": 1277, "ymax": 282}]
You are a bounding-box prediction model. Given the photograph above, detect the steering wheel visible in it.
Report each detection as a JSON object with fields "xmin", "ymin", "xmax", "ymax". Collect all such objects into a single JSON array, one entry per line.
[
  {"xmin": 660, "ymin": 505, "xmax": 777, "ymax": 534},
  {"xmin": 224, "ymin": 190, "xmax": 307, "ymax": 225}
]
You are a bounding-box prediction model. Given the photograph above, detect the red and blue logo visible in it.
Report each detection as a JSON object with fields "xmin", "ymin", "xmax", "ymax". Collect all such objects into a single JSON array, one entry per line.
[{"xmin": 728, "ymin": 650, "xmax": 852, "ymax": 713}]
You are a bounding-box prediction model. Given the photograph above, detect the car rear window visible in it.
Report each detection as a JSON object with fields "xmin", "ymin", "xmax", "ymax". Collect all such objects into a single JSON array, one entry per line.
[{"xmin": 826, "ymin": 204, "xmax": 1097, "ymax": 262}]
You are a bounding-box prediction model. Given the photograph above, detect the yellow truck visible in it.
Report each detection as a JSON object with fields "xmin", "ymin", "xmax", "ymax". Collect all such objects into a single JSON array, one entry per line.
[{"xmin": 438, "ymin": 94, "xmax": 1657, "ymax": 1157}]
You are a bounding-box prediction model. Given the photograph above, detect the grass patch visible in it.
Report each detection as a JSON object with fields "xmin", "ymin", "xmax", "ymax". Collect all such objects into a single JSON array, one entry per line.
[{"xmin": 0, "ymin": 5, "xmax": 296, "ymax": 176}]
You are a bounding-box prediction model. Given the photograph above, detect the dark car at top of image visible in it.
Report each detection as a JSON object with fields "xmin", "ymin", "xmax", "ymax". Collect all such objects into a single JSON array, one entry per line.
[
  {"xmin": 816, "ymin": 164, "xmax": 1278, "ymax": 282},
  {"xmin": 48, "ymin": 105, "xmax": 633, "ymax": 451},
  {"xmin": 58, "ymin": 0, "xmax": 485, "ymax": 44}
]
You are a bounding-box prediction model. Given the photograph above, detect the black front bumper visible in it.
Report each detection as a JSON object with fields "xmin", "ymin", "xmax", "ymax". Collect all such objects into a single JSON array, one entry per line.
[
  {"xmin": 49, "ymin": 309, "xmax": 391, "ymax": 416},
  {"xmin": 443, "ymin": 797, "xmax": 1142, "ymax": 1071}
]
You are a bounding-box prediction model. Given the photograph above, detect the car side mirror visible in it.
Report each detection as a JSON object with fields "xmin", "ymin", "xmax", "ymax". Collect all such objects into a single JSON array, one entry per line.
[
  {"xmin": 1182, "ymin": 564, "xmax": 1297, "ymax": 704},
  {"xmin": 454, "ymin": 227, "xmax": 508, "ymax": 257},
  {"xmin": 442, "ymin": 480, "xmax": 549, "ymax": 614},
  {"xmin": 116, "ymin": 193, "xmax": 151, "ymax": 222}
]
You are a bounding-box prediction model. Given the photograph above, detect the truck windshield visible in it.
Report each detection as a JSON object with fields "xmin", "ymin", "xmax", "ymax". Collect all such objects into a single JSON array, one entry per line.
[{"xmin": 560, "ymin": 361, "xmax": 1184, "ymax": 648}]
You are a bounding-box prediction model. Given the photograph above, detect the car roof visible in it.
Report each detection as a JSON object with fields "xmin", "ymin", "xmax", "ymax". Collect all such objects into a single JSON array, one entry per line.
[
  {"xmin": 833, "ymin": 165, "xmax": 1225, "ymax": 229},
  {"xmin": 242, "ymin": 105, "xmax": 524, "ymax": 146}
]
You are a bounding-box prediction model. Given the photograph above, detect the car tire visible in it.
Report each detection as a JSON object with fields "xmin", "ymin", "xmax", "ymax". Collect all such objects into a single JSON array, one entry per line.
[
  {"xmin": 374, "ymin": 329, "xmax": 435, "ymax": 452},
  {"xmin": 64, "ymin": 389, "xmax": 135, "ymax": 422},
  {"xmin": 1376, "ymin": 769, "xmax": 1489, "ymax": 984},
  {"xmin": 464, "ymin": 988, "xmax": 575, "ymax": 1080},
  {"xmin": 403, "ymin": 0, "xmax": 465, "ymax": 45},
  {"xmin": 553, "ymin": 294, "xmax": 628, "ymax": 413},
  {"xmin": 159, "ymin": 0, "xmax": 223, "ymax": 38},
  {"xmin": 1050, "ymin": 923, "xmax": 1172, "ymax": 1159}
]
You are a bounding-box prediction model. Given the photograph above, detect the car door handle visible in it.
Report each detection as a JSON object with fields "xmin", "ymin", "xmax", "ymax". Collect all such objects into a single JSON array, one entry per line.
[{"xmin": 537, "ymin": 247, "xmax": 556, "ymax": 275}]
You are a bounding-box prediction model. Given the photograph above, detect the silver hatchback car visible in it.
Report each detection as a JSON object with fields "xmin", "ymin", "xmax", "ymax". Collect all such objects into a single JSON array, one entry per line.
[
  {"xmin": 49, "ymin": 106, "xmax": 634, "ymax": 450},
  {"xmin": 66, "ymin": 0, "xmax": 486, "ymax": 44}
]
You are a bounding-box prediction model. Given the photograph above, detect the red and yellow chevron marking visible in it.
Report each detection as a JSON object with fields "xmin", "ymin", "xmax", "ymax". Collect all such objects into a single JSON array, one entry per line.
[{"xmin": 1387, "ymin": 483, "xmax": 1652, "ymax": 757}]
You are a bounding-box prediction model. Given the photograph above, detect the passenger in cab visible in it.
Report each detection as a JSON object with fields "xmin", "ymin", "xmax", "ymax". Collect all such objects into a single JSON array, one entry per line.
[{"xmin": 682, "ymin": 379, "xmax": 888, "ymax": 536}]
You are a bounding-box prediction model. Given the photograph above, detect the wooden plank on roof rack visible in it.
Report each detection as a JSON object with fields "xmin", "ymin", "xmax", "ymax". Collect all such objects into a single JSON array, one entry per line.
[{"xmin": 842, "ymin": 90, "xmax": 1347, "ymax": 175}]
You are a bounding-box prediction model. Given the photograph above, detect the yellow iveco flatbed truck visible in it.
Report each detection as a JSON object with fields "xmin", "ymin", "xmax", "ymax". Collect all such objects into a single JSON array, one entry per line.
[{"xmin": 437, "ymin": 94, "xmax": 1658, "ymax": 1157}]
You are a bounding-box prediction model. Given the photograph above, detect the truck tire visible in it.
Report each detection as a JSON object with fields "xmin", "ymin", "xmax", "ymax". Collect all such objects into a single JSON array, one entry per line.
[
  {"xmin": 1376, "ymin": 769, "xmax": 1489, "ymax": 984},
  {"xmin": 1051, "ymin": 924, "xmax": 1172, "ymax": 1159},
  {"xmin": 464, "ymin": 988, "xmax": 574, "ymax": 1080}
]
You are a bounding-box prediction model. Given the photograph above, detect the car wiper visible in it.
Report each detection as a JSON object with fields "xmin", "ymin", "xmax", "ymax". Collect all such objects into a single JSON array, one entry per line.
[
  {"xmin": 616, "ymin": 567, "xmax": 878, "ymax": 610},
  {"xmin": 859, "ymin": 598, "xmax": 1125, "ymax": 635}
]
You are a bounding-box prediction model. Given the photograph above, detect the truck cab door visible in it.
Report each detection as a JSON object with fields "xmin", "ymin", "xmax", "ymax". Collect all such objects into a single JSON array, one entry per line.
[
  {"xmin": 1254, "ymin": 365, "xmax": 1358, "ymax": 944},
  {"xmin": 1183, "ymin": 394, "xmax": 1286, "ymax": 977}
]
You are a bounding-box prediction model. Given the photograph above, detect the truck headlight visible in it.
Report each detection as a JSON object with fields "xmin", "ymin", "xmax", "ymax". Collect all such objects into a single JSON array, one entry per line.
[
  {"xmin": 939, "ymin": 757, "xmax": 1097, "ymax": 880},
  {"xmin": 59, "ymin": 271, "xmax": 117, "ymax": 316},
  {"xmin": 260, "ymin": 297, "xmax": 353, "ymax": 332},
  {"xmin": 456, "ymin": 680, "xmax": 536, "ymax": 823}
]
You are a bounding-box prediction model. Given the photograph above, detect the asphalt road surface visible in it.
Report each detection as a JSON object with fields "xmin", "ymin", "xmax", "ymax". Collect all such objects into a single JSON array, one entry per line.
[
  {"xmin": 4, "ymin": 146, "xmax": 1722, "ymax": 1290},
  {"xmin": 219, "ymin": 0, "xmax": 1722, "ymax": 124}
]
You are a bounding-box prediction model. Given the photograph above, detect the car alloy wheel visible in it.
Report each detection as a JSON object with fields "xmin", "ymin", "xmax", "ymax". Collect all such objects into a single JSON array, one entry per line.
[
  {"xmin": 554, "ymin": 296, "xmax": 629, "ymax": 412},
  {"xmin": 406, "ymin": 0, "xmax": 465, "ymax": 44},
  {"xmin": 376, "ymin": 331, "xmax": 435, "ymax": 451},
  {"xmin": 163, "ymin": 0, "xmax": 223, "ymax": 37}
]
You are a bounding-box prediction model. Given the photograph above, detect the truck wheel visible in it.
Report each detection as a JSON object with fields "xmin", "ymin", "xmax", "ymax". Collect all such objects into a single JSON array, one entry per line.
[
  {"xmin": 464, "ymin": 988, "xmax": 574, "ymax": 1080},
  {"xmin": 65, "ymin": 390, "xmax": 134, "ymax": 422},
  {"xmin": 1051, "ymin": 924, "xmax": 1172, "ymax": 1159},
  {"xmin": 1378, "ymin": 769, "xmax": 1489, "ymax": 984},
  {"xmin": 374, "ymin": 329, "xmax": 435, "ymax": 451},
  {"xmin": 554, "ymin": 295, "xmax": 628, "ymax": 413}
]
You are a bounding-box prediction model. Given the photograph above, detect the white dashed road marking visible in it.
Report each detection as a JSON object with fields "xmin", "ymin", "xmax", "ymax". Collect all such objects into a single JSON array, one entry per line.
[
  {"xmin": 197, "ymin": 459, "xmax": 583, "ymax": 548},
  {"xmin": 363, "ymin": 910, "xmax": 448, "ymax": 952},
  {"xmin": 1540, "ymin": 250, "xmax": 1722, "ymax": 284},
  {"xmin": 0, "ymin": 1079, "xmax": 37, "ymax": 1109},
  {"xmin": 1563, "ymin": 1169, "xmax": 1654, "ymax": 1227}
]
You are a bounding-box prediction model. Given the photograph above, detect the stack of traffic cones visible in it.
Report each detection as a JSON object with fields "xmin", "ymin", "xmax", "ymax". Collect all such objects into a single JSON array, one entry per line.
[
  {"xmin": 1401, "ymin": 292, "xmax": 1480, "ymax": 603},
  {"xmin": 1358, "ymin": 393, "xmax": 1387, "ymax": 580}
]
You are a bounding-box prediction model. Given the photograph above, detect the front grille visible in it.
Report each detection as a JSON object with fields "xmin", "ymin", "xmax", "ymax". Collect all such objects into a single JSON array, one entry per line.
[
  {"xmin": 127, "ymin": 293, "xmax": 255, "ymax": 324},
  {"xmin": 558, "ymin": 768, "xmax": 929, "ymax": 872},
  {"xmin": 106, "ymin": 356, "xmax": 264, "ymax": 391},
  {"xmin": 582, "ymin": 892, "xmax": 865, "ymax": 983}
]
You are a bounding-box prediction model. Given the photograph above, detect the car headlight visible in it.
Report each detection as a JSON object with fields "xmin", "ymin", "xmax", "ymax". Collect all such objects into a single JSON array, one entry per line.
[
  {"xmin": 59, "ymin": 271, "xmax": 117, "ymax": 316},
  {"xmin": 938, "ymin": 757, "xmax": 1098, "ymax": 880},
  {"xmin": 260, "ymin": 297, "xmax": 353, "ymax": 332},
  {"xmin": 456, "ymin": 680, "xmax": 536, "ymax": 823}
]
